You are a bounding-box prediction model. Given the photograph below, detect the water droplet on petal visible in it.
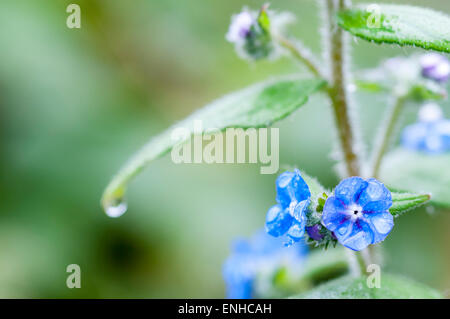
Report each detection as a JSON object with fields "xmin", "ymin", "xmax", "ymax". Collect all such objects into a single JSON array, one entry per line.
[
  {"xmin": 284, "ymin": 238, "xmax": 294, "ymax": 247},
  {"xmin": 105, "ymin": 201, "xmax": 128, "ymax": 218},
  {"xmin": 338, "ymin": 226, "xmax": 347, "ymax": 235}
]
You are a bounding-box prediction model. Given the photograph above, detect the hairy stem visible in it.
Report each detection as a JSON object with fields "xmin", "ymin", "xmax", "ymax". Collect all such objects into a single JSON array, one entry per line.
[
  {"xmin": 274, "ymin": 34, "xmax": 323, "ymax": 78},
  {"xmin": 322, "ymin": 0, "xmax": 372, "ymax": 273},
  {"xmin": 324, "ymin": 0, "xmax": 361, "ymax": 177},
  {"xmin": 371, "ymin": 95, "xmax": 406, "ymax": 178}
]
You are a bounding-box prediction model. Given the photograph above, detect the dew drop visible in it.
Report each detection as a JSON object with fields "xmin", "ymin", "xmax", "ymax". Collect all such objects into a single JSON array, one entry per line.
[
  {"xmin": 105, "ymin": 200, "xmax": 128, "ymax": 218},
  {"xmin": 284, "ymin": 238, "xmax": 294, "ymax": 247}
]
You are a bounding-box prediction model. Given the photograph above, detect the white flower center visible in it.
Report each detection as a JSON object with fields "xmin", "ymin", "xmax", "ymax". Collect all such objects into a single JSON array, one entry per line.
[{"xmin": 348, "ymin": 204, "xmax": 363, "ymax": 220}]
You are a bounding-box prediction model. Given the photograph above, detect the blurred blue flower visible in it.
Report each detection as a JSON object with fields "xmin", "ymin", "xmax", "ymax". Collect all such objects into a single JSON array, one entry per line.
[
  {"xmin": 223, "ymin": 230, "xmax": 307, "ymax": 299},
  {"xmin": 322, "ymin": 177, "xmax": 393, "ymax": 251},
  {"xmin": 420, "ymin": 53, "xmax": 450, "ymax": 83},
  {"xmin": 402, "ymin": 103, "xmax": 450, "ymax": 154},
  {"xmin": 265, "ymin": 169, "xmax": 311, "ymax": 245}
]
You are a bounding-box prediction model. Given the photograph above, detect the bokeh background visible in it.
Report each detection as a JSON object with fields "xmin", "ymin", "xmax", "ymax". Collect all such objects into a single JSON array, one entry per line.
[{"xmin": 0, "ymin": 0, "xmax": 449, "ymax": 298}]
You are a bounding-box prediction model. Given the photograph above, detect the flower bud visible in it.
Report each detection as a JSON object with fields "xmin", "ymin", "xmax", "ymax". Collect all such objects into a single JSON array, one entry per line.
[
  {"xmin": 420, "ymin": 53, "xmax": 450, "ymax": 83},
  {"xmin": 306, "ymin": 224, "xmax": 324, "ymax": 241},
  {"xmin": 226, "ymin": 5, "xmax": 294, "ymax": 61}
]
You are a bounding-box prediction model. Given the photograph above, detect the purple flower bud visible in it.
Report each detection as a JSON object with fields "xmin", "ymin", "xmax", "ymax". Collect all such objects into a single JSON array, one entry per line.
[
  {"xmin": 226, "ymin": 11, "xmax": 254, "ymax": 44},
  {"xmin": 420, "ymin": 53, "xmax": 450, "ymax": 83},
  {"xmin": 306, "ymin": 224, "xmax": 324, "ymax": 241}
]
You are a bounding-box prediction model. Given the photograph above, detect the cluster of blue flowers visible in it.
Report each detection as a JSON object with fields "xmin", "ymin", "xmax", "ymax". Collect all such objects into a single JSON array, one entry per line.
[
  {"xmin": 223, "ymin": 230, "xmax": 307, "ymax": 298},
  {"xmin": 264, "ymin": 170, "xmax": 394, "ymax": 251},
  {"xmin": 402, "ymin": 103, "xmax": 450, "ymax": 154},
  {"xmin": 222, "ymin": 6, "xmax": 446, "ymax": 300}
]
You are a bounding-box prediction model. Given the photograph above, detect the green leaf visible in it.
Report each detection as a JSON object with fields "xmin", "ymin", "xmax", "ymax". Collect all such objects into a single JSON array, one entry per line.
[
  {"xmin": 299, "ymin": 248, "xmax": 349, "ymax": 286},
  {"xmin": 101, "ymin": 77, "xmax": 326, "ymax": 213},
  {"xmin": 301, "ymin": 171, "xmax": 327, "ymax": 198},
  {"xmin": 271, "ymin": 249, "xmax": 349, "ymax": 298},
  {"xmin": 408, "ymin": 81, "xmax": 447, "ymax": 101},
  {"xmin": 390, "ymin": 192, "xmax": 431, "ymax": 217},
  {"xmin": 257, "ymin": 4, "xmax": 271, "ymax": 34},
  {"xmin": 381, "ymin": 148, "xmax": 450, "ymax": 208},
  {"xmin": 354, "ymin": 79, "xmax": 385, "ymax": 93},
  {"xmin": 293, "ymin": 274, "xmax": 442, "ymax": 299},
  {"xmin": 300, "ymin": 171, "xmax": 329, "ymax": 226},
  {"xmin": 337, "ymin": 4, "xmax": 450, "ymax": 53},
  {"xmin": 354, "ymin": 79, "xmax": 446, "ymax": 101}
]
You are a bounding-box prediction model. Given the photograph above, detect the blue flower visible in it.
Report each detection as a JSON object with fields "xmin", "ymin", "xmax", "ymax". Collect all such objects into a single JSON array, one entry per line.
[
  {"xmin": 402, "ymin": 120, "xmax": 450, "ymax": 154},
  {"xmin": 223, "ymin": 230, "xmax": 307, "ymax": 299},
  {"xmin": 322, "ymin": 177, "xmax": 394, "ymax": 251},
  {"xmin": 420, "ymin": 53, "xmax": 450, "ymax": 83},
  {"xmin": 402, "ymin": 103, "xmax": 450, "ymax": 154},
  {"xmin": 265, "ymin": 169, "xmax": 311, "ymax": 245}
]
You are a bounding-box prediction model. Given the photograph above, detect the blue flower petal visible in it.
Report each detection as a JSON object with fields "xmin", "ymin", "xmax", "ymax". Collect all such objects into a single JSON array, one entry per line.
[
  {"xmin": 287, "ymin": 221, "xmax": 305, "ymax": 242},
  {"xmin": 364, "ymin": 211, "xmax": 394, "ymax": 244},
  {"xmin": 332, "ymin": 218, "xmax": 353, "ymax": 238},
  {"xmin": 322, "ymin": 196, "xmax": 349, "ymax": 232},
  {"xmin": 339, "ymin": 220, "xmax": 374, "ymax": 251},
  {"xmin": 265, "ymin": 204, "xmax": 293, "ymax": 237},
  {"xmin": 291, "ymin": 199, "xmax": 309, "ymax": 223},
  {"xmin": 358, "ymin": 178, "xmax": 392, "ymax": 212},
  {"xmin": 334, "ymin": 177, "xmax": 368, "ymax": 205},
  {"xmin": 401, "ymin": 122, "xmax": 428, "ymax": 151},
  {"xmin": 231, "ymin": 239, "xmax": 252, "ymax": 255},
  {"xmin": 286, "ymin": 201, "xmax": 308, "ymax": 242},
  {"xmin": 275, "ymin": 169, "xmax": 310, "ymax": 208},
  {"xmin": 223, "ymin": 255, "xmax": 254, "ymax": 299},
  {"xmin": 402, "ymin": 120, "xmax": 450, "ymax": 154},
  {"xmin": 424, "ymin": 131, "xmax": 446, "ymax": 154}
]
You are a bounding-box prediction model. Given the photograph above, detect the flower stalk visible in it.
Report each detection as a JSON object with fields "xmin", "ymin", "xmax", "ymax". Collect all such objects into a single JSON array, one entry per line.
[
  {"xmin": 274, "ymin": 34, "xmax": 324, "ymax": 78},
  {"xmin": 323, "ymin": 0, "xmax": 361, "ymax": 178},
  {"xmin": 323, "ymin": 0, "xmax": 370, "ymax": 275},
  {"xmin": 371, "ymin": 95, "xmax": 406, "ymax": 178}
]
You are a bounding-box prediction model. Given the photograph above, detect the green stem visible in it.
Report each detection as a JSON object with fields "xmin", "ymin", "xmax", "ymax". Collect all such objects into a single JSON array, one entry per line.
[
  {"xmin": 322, "ymin": 0, "xmax": 374, "ymax": 272},
  {"xmin": 274, "ymin": 34, "xmax": 323, "ymax": 78},
  {"xmin": 370, "ymin": 95, "xmax": 406, "ymax": 178},
  {"xmin": 345, "ymin": 249, "xmax": 368, "ymax": 276},
  {"xmin": 324, "ymin": 0, "xmax": 361, "ymax": 177}
]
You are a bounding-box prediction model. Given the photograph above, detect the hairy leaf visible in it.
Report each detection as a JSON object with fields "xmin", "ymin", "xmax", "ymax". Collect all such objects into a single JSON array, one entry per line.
[
  {"xmin": 293, "ymin": 274, "xmax": 442, "ymax": 299},
  {"xmin": 299, "ymin": 248, "xmax": 349, "ymax": 285},
  {"xmin": 337, "ymin": 4, "xmax": 450, "ymax": 53},
  {"xmin": 301, "ymin": 171, "xmax": 327, "ymax": 198},
  {"xmin": 381, "ymin": 149, "xmax": 450, "ymax": 208},
  {"xmin": 101, "ymin": 77, "xmax": 326, "ymax": 213},
  {"xmin": 390, "ymin": 192, "xmax": 431, "ymax": 217}
]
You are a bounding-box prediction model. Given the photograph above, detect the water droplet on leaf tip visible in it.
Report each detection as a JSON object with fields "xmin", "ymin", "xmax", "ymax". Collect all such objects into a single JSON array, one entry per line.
[{"xmin": 105, "ymin": 201, "xmax": 128, "ymax": 218}]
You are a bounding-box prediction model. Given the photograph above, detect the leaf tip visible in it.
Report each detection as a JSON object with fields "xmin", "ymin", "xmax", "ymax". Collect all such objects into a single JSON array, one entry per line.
[{"xmin": 101, "ymin": 183, "xmax": 128, "ymax": 218}]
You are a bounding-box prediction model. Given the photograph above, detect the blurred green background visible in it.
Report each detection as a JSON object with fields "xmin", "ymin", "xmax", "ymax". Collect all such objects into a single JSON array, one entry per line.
[{"xmin": 0, "ymin": 0, "xmax": 449, "ymax": 298}]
